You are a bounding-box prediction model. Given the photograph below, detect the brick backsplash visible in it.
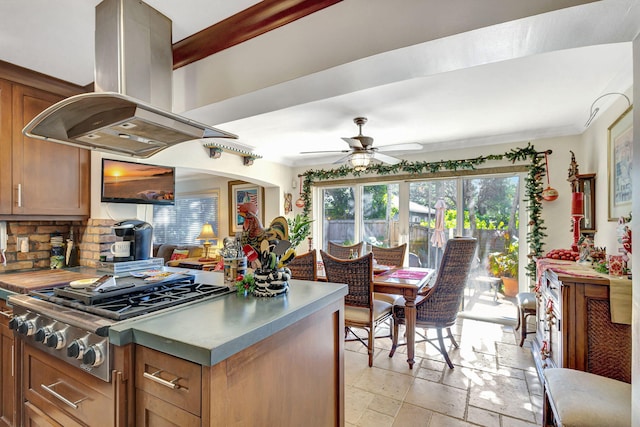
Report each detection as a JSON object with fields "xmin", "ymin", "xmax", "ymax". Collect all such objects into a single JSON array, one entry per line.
[{"xmin": 0, "ymin": 218, "xmax": 118, "ymax": 272}]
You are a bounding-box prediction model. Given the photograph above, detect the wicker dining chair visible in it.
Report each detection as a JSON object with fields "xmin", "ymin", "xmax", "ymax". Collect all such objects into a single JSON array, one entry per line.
[
  {"xmin": 370, "ymin": 243, "xmax": 407, "ymax": 305},
  {"xmin": 327, "ymin": 241, "xmax": 364, "ymax": 259},
  {"xmin": 389, "ymin": 237, "xmax": 477, "ymax": 368},
  {"xmin": 287, "ymin": 250, "xmax": 317, "ymax": 281},
  {"xmin": 320, "ymin": 250, "xmax": 393, "ymax": 367},
  {"xmin": 371, "ymin": 243, "xmax": 407, "ymax": 267}
]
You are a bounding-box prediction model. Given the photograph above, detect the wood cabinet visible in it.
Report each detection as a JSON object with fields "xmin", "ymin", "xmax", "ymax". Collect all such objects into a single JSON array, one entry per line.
[
  {"xmin": 0, "ymin": 300, "xmax": 15, "ymax": 427},
  {"xmin": 22, "ymin": 344, "xmax": 116, "ymax": 427},
  {"xmin": 135, "ymin": 346, "xmax": 201, "ymax": 426},
  {"xmin": 0, "ymin": 62, "xmax": 89, "ymax": 218},
  {"xmin": 134, "ymin": 297, "xmax": 344, "ymax": 426},
  {"xmin": 532, "ymin": 269, "xmax": 631, "ymax": 383}
]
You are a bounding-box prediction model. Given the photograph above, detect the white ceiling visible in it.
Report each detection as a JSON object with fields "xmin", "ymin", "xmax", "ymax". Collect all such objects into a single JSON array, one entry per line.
[{"xmin": 1, "ymin": 0, "xmax": 639, "ymax": 169}]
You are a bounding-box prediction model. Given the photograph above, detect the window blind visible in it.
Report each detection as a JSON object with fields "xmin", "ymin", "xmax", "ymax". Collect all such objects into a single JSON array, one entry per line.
[{"xmin": 153, "ymin": 194, "xmax": 219, "ymax": 245}]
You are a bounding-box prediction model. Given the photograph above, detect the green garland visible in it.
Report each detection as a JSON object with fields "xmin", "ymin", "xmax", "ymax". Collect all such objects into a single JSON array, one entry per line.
[{"xmin": 299, "ymin": 143, "xmax": 547, "ymax": 278}]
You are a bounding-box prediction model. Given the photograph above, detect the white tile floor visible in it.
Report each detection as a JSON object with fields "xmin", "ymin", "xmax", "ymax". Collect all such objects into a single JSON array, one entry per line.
[{"xmin": 344, "ymin": 286, "xmax": 542, "ymax": 427}]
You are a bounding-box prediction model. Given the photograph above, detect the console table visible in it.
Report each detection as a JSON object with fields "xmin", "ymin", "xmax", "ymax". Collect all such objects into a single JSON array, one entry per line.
[{"xmin": 532, "ymin": 260, "xmax": 631, "ymax": 383}]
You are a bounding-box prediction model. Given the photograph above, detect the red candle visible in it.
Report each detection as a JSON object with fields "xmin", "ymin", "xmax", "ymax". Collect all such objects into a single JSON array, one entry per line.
[{"xmin": 571, "ymin": 192, "xmax": 584, "ymax": 215}]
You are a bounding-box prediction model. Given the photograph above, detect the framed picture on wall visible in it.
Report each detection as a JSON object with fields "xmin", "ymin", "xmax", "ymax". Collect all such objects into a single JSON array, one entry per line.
[
  {"xmin": 228, "ymin": 180, "xmax": 265, "ymax": 233},
  {"xmin": 607, "ymin": 106, "xmax": 633, "ymax": 221}
]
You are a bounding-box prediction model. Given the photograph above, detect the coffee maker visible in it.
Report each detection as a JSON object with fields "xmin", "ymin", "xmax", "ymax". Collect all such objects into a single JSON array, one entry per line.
[{"xmin": 112, "ymin": 220, "xmax": 153, "ymax": 261}]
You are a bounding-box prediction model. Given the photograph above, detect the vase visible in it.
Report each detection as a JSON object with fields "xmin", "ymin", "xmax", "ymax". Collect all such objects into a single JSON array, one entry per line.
[
  {"xmin": 224, "ymin": 256, "xmax": 247, "ymax": 285},
  {"xmin": 501, "ymin": 277, "xmax": 519, "ymax": 297},
  {"xmin": 253, "ymin": 268, "xmax": 291, "ymax": 297}
]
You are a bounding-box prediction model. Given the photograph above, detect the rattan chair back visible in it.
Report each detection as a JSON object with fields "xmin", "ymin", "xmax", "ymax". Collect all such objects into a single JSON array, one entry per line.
[
  {"xmin": 371, "ymin": 243, "xmax": 407, "ymax": 267},
  {"xmin": 327, "ymin": 241, "xmax": 364, "ymax": 259},
  {"xmin": 416, "ymin": 237, "xmax": 478, "ymax": 326},
  {"xmin": 287, "ymin": 250, "xmax": 317, "ymax": 281},
  {"xmin": 320, "ymin": 250, "xmax": 373, "ymax": 309},
  {"xmin": 389, "ymin": 237, "xmax": 478, "ymax": 368}
]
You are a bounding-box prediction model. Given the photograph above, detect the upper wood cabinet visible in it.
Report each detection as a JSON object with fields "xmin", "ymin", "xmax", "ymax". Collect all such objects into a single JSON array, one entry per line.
[{"xmin": 0, "ymin": 63, "xmax": 89, "ymax": 218}]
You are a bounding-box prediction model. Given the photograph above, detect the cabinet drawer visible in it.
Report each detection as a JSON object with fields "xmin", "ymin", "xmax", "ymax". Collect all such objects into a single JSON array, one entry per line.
[
  {"xmin": 136, "ymin": 346, "xmax": 201, "ymax": 417},
  {"xmin": 136, "ymin": 390, "xmax": 200, "ymax": 427},
  {"xmin": 23, "ymin": 401, "xmax": 67, "ymax": 427},
  {"xmin": 23, "ymin": 344, "xmax": 113, "ymax": 427}
]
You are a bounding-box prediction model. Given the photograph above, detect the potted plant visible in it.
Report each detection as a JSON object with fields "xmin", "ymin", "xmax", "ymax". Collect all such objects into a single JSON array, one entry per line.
[
  {"xmin": 287, "ymin": 214, "xmax": 314, "ymax": 250},
  {"xmin": 488, "ymin": 240, "xmax": 519, "ymax": 297}
]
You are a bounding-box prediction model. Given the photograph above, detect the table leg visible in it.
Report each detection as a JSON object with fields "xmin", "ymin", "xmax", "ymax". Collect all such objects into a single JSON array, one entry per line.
[{"xmin": 404, "ymin": 295, "xmax": 416, "ymax": 369}]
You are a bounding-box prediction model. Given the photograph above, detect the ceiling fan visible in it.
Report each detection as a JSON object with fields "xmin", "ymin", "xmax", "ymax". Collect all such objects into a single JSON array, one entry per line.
[{"xmin": 300, "ymin": 117, "xmax": 422, "ymax": 170}]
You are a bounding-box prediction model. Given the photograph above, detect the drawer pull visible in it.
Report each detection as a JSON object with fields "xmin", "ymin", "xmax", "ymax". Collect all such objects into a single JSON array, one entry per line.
[
  {"xmin": 143, "ymin": 370, "xmax": 181, "ymax": 390},
  {"xmin": 0, "ymin": 309, "xmax": 12, "ymax": 318},
  {"xmin": 41, "ymin": 381, "xmax": 87, "ymax": 409}
]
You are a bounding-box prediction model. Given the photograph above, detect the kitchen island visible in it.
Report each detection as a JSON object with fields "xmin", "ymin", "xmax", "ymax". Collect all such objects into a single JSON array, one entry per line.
[
  {"xmin": 114, "ymin": 273, "xmax": 348, "ymax": 426},
  {"xmin": 3, "ymin": 268, "xmax": 348, "ymax": 426}
]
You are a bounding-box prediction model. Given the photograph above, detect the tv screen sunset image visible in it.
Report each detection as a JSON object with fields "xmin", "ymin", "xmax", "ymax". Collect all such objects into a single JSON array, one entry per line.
[{"xmin": 102, "ymin": 160, "xmax": 174, "ymax": 202}]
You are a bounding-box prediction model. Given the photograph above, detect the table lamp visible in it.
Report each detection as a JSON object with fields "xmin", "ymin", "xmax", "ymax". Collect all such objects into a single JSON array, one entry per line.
[{"xmin": 197, "ymin": 223, "xmax": 217, "ymax": 261}]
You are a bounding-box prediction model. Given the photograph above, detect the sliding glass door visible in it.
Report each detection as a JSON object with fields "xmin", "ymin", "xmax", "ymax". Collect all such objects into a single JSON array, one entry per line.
[
  {"xmin": 408, "ymin": 175, "xmax": 519, "ymax": 269},
  {"xmin": 319, "ymin": 174, "xmax": 520, "ymax": 275}
]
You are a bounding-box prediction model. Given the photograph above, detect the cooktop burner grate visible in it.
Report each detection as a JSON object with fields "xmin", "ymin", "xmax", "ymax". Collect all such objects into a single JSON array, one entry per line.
[{"xmin": 30, "ymin": 280, "xmax": 233, "ymax": 321}]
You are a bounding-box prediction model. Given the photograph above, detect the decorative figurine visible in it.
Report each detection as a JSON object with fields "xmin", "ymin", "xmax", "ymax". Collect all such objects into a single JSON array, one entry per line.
[{"xmin": 284, "ymin": 192, "xmax": 293, "ymax": 214}]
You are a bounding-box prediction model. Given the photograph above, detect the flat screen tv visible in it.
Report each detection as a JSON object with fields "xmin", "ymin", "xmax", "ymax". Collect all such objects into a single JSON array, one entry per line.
[{"xmin": 101, "ymin": 159, "xmax": 175, "ymax": 205}]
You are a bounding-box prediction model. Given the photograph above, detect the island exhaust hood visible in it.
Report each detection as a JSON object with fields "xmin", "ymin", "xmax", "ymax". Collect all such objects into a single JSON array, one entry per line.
[{"xmin": 22, "ymin": 0, "xmax": 237, "ymax": 158}]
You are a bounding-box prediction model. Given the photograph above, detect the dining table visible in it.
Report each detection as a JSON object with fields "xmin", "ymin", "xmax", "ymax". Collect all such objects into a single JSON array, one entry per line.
[{"xmin": 318, "ymin": 263, "xmax": 436, "ymax": 369}]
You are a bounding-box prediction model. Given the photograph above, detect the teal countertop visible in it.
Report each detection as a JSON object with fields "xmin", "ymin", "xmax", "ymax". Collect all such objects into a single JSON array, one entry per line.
[{"xmin": 109, "ymin": 274, "xmax": 347, "ymax": 366}]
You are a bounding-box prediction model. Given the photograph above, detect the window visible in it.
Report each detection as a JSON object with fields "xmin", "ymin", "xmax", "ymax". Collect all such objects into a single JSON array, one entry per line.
[
  {"xmin": 322, "ymin": 186, "xmax": 355, "ymax": 248},
  {"xmin": 153, "ymin": 191, "xmax": 219, "ymax": 244},
  {"xmin": 362, "ymin": 183, "xmax": 399, "ymax": 247},
  {"xmin": 409, "ymin": 175, "xmax": 519, "ymax": 269},
  {"xmin": 319, "ymin": 173, "xmax": 521, "ymax": 273},
  {"xmin": 321, "ymin": 183, "xmax": 400, "ymax": 250}
]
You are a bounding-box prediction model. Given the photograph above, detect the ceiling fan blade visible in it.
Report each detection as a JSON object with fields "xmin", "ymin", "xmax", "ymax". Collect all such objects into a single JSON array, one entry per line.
[
  {"xmin": 372, "ymin": 152, "xmax": 402, "ymax": 165},
  {"xmin": 342, "ymin": 137, "xmax": 364, "ymax": 149},
  {"xmin": 332, "ymin": 153, "xmax": 353, "ymax": 164},
  {"xmin": 376, "ymin": 143, "xmax": 423, "ymax": 152},
  {"xmin": 300, "ymin": 149, "xmax": 351, "ymax": 154}
]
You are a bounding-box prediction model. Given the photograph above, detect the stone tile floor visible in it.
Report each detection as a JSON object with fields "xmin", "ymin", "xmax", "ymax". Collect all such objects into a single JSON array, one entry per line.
[{"xmin": 344, "ymin": 285, "xmax": 541, "ymax": 427}]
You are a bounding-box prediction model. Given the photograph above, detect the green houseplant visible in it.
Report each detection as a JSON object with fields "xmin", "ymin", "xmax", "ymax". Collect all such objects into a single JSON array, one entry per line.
[
  {"xmin": 488, "ymin": 241, "xmax": 519, "ymax": 297},
  {"xmin": 287, "ymin": 214, "xmax": 314, "ymax": 250}
]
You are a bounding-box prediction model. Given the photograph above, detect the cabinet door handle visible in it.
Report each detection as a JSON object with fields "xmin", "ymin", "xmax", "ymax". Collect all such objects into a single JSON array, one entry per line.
[
  {"xmin": 41, "ymin": 381, "xmax": 87, "ymax": 409},
  {"xmin": 0, "ymin": 309, "xmax": 12, "ymax": 318},
  {"xmin": 143, "ymin": 370, "xmax": 181, "ymax": 389},
  {"xmin": 16, "ymin": 184, "xmax": 22, "ymax": 208}
]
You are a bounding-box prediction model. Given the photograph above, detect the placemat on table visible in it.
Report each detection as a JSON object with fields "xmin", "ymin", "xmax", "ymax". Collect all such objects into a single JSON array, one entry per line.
[{"xmin": 389, "ymin": 269, "xmax": 429, "ymax": 280}]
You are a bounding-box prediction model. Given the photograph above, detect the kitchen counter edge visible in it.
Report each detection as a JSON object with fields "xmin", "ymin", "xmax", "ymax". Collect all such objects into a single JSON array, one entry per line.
[{"xmin": 108, "ymin": 278, "xmax": 347, "ymax": 367}]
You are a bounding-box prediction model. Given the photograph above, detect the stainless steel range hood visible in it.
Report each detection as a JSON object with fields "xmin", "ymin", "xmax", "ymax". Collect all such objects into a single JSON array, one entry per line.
[{"xmin": 22, "ymin": 0, "xmax": 237, "ymax": 158}]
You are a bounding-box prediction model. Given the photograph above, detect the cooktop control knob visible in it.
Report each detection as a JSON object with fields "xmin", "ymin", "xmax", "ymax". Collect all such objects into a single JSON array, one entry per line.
[
  {"xmin": 83, "ymin": 344, "xmax": 104, "ymax": 367},
  {"xmin": 34, "ymin": 327, "xmax": 52, "ymax": 343},
  {"xmin": 67, "ymin": 339, "xmax": 86, "ymax": 359},
  {"xmin": 17, "ymin": 319, "xmax": 36, "ymax": 336},
  {"xmin": 8, "ymin": 316, "xmax": 24, "ymax": 331},
  {"xmin": 45, "ymin": 331, "xmax": 66, "ymax": 350}
]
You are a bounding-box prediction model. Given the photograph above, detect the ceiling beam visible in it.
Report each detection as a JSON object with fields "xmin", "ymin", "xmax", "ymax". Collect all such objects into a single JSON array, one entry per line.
[{"xmin": 172, "ymin": 0, "xmax": 342, "ymax": 69}]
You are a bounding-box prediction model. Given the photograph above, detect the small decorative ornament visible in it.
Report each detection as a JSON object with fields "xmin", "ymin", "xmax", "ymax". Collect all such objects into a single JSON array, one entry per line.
[
  {"xmin": 235, "ymin": 273, "xmax": 256, "ymax": 296},
  {"xmin": 541, "ymin": 186, "xmax": 558, "ymax": 201},
  {"xmin": 295, "ymin": 176, "xmax": 305, "ymax": 208},
  {"xmin": 608, "ymin": 255, "xmax": 625, "ymax": 277},
  {"xmin": 541, "ymin": 152, "xmax": 558, "ymax": 201}
]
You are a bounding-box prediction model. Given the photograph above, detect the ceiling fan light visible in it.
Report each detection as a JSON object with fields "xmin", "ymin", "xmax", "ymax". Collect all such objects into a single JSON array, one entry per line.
[{"xmin": 349, "ymin": 152, "xmax": 371, "ymax": 171}]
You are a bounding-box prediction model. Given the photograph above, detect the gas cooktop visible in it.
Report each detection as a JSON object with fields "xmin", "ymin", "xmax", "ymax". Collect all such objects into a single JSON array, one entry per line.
[{"xmin": 28, "ymin": 274, "xmax": 233, "ymax": 321}]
